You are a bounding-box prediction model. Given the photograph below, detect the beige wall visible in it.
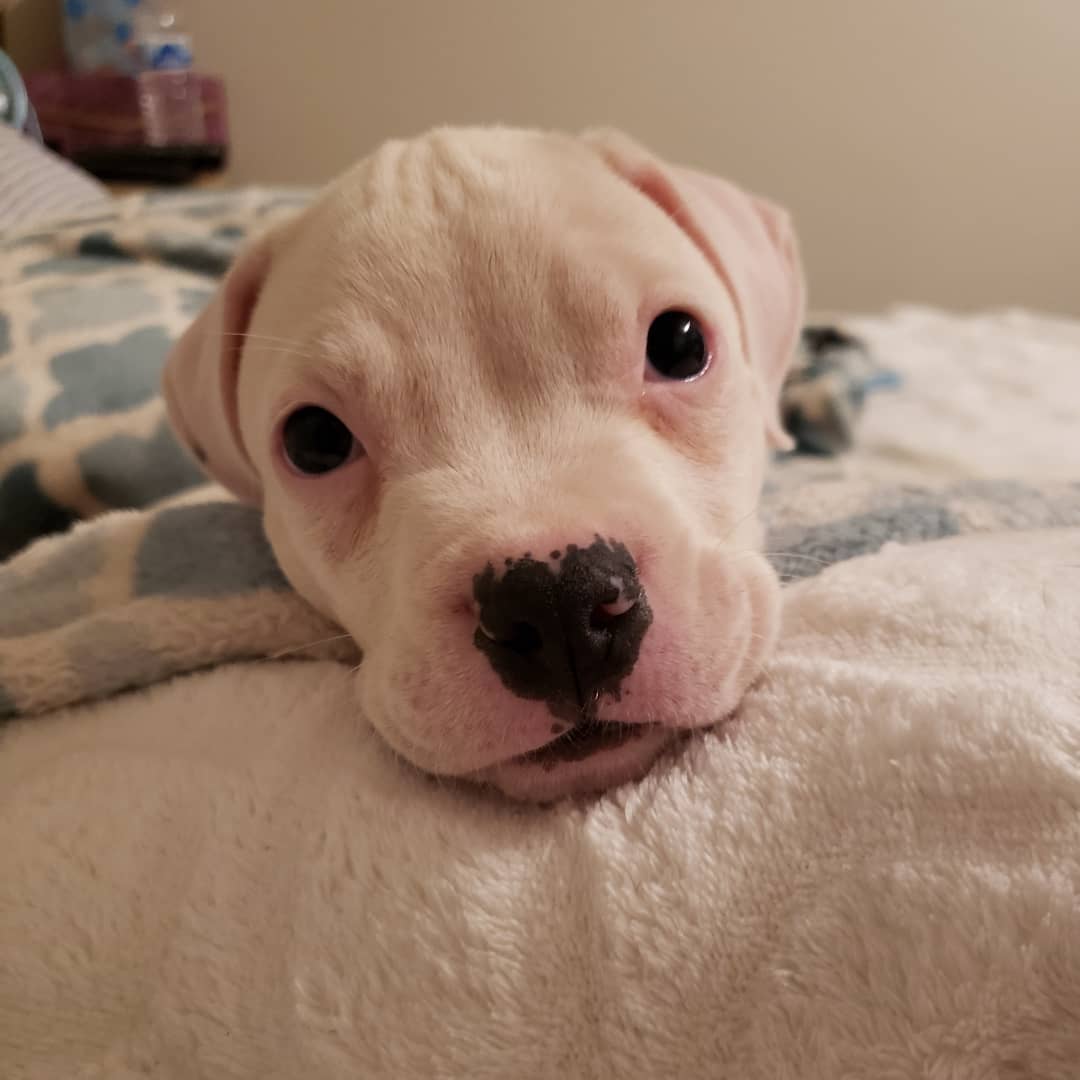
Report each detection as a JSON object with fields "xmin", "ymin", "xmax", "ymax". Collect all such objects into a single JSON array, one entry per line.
[
  {"xmin": 2, "ymin": 2, "xmax": 62, "ymax": 70},
  {"xmin": 9, "ymin": 1, "xmax": 1080, "ymax": 316}
]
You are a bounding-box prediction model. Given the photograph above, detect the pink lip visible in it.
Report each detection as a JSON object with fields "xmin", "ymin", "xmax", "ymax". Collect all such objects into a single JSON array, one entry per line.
[{"xmin": 476, "ymin": 723, "xmax": 677, "ymax": 802}]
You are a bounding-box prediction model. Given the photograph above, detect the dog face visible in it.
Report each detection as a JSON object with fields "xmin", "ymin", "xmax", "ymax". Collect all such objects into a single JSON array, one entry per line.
[{"xmin": 163, "ymin": 127, "xmax": 805, "ymax": 802}]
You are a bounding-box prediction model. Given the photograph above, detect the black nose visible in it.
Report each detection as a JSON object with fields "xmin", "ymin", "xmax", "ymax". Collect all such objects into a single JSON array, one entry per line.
[{"xmin": 472, "ymin": 537, "xmax": 652, "ymax": 720}]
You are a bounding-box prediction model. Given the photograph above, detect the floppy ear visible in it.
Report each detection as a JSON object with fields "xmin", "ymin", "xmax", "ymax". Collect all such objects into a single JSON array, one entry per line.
[
  {"xmin": 582, "ymin": 128, "xmax": 805, "ymax": 450},
  {"xmin": 162, "ymin": 231, "xmax": 276, "ymax": 503}
]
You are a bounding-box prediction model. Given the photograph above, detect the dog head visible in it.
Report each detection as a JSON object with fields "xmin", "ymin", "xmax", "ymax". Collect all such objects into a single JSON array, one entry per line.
[{"xmin": 163, "ymin": 127, "xmax": 805, "ymax": 801}]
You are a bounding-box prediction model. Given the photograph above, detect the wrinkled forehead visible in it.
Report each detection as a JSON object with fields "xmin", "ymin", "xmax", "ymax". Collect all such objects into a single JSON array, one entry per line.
[
  {"xmin": 256, "ymin": 131, "xmax": 723, "ymax": 445},
  {"xmin": 311, "ymin": 132, "xmax": 714, "ymax": 310},
  {"xmin": 329, "ymin": 133, "xmax": 710, "ymax": 294}
]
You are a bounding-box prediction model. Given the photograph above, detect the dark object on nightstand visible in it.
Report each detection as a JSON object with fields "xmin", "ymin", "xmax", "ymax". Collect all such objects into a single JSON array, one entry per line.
[
  {"xmin": 72, "ymin": 143, "xmax": 226, "ymax": 184},
  {"xmin": 24, "ymin": 69, "xmax": 228, "ymax": 184}
]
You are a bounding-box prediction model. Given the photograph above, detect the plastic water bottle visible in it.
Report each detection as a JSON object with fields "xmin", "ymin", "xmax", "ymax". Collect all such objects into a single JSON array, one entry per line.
[
  {"xmin": 61, "ymin": 0, "xmax": 192, "ymax": 74},
  {"xmin": 132, "ymin": 1, "xmax": 194, "ymax": 72}
]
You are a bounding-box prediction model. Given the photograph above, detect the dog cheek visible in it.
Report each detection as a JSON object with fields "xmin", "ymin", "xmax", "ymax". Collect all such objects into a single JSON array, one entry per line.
[
  {"xmin": 610, "ymin": 546, "xmax": 780, "ymax": 725},
  {"xmin": 716, "ymin": 551, "xmax": 783, "ymax": 706},
  {"xmin": 353, "ymin": 610, "xmax": 558, "ymax": 775},
  {"xmin": 261, "ymin": 501, "xmax": 340, "ymax": 619},
  {"xmin": 353, "ymin": 646, "xmax": 469, "ymax": 775},
  {"xmin": 696, "ymin": 546, "xmax": 783, "ymax": 703}
]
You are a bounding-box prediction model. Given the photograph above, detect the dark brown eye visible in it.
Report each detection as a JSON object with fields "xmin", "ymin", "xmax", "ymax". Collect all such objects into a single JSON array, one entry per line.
[
  {"xmin": 281, "ymin": 406, "xmax": 357, "ymax": 475},
  {"xmin": 647, "ymin": 311, "xmax": 710, "ymax": 380}
]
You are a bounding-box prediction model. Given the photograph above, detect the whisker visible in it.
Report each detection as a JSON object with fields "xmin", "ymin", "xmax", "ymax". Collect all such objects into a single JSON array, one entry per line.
[
  {"xmin": 223, "ymin": 344, "xmax": 312, "ymax": 359},
  {"xmin": 728, "ymin": 548, "xmax": 831, "ymax": 567},
  {"xmin": 266, "ymin": 632, "xmax": 354, "ymax": 660},
  {"xmin": 221, "ymin": 331, "xmax": 310, "ymax": 348},
  {"xmin": 761, "ymin": 552, "xmax": 832, "ymax": 566},
  {"xmin": 718, "ymin": 499, "xmax": 764, "ymax": 545}
]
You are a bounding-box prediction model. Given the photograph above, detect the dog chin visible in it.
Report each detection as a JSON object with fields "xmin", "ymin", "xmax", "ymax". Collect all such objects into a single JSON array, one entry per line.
[{"xmin": 471, "ymin": 723, "xmax": 680, "ymax": 803}]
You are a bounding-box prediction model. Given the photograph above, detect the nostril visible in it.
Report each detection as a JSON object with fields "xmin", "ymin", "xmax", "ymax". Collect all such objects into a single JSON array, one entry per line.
[
  {"xmin": 589, "ymin": 597, "xmax": 637, "ymax": 630},
  {"xmin": 506, "ymin": 621, "xmax": 543, "ymax": 655},
  {"xmin": 478, "ymin": 617, "xmax": 543, "ymax": 656}
]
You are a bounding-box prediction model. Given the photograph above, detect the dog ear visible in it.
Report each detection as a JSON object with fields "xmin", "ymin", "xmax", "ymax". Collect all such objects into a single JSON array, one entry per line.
[
  {"xmin": 162, "ymin": 230, "xmax": 276, "ymax": 503},
  {"xmin": 582, "ymin": 128, "xmax": 805, "ymax": 450}
]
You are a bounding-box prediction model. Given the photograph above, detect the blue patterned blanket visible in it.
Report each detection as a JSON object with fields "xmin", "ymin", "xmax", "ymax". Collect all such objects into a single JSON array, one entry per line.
[{"xmin": 2, "ymin": 192, "xmax": 1077, "ymax": 720}]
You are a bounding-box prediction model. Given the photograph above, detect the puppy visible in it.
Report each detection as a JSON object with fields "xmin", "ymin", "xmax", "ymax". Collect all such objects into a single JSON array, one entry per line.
[{"xmin": 163, "ymin": 127, "xmax": 805, "ymax": 802}]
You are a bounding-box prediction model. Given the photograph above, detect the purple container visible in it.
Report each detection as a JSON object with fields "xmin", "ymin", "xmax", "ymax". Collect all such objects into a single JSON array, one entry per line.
[{"xmin": 25, "ymin": 70, "xmax": 228, "ymax": 156}]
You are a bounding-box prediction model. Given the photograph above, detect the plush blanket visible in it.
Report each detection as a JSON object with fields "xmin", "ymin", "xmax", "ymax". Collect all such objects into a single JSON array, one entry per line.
[
  {"xmin": 0, "ymin": 189, "xmax": 309, "ymax": 560},
  {"xmin": 0, "ymin": 190, "xmax": 905, "ymax": 718},
  {"xmin": 0, "ymin": 189, "xmax": 880, "ymax": 560},
  {"xmin": 2, "ymin": 474, "xmax": 1079, "ymax": 720},
  {"xmin": 3, "ymin": 193, "xmax": 1080, "ymax": 1077},
  {"xmin": 1, "ymin": 525, "xmax": 1078, "ymax": 1078}
]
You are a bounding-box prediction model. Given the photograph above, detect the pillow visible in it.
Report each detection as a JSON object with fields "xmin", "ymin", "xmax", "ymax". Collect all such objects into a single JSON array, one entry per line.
[{"xmin": 0, "ymin": 123, "xmax": 108, "ymax": 232}]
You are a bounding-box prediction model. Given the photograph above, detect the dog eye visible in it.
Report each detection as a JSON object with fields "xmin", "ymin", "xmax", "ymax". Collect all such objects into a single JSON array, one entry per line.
[
  {"xmin": 646, "ymin": 311, "xmax": 710, "ymax": 380},
  {"xmin": 281, "ymin": 406, "xmax": 359, "ymax": 475}
]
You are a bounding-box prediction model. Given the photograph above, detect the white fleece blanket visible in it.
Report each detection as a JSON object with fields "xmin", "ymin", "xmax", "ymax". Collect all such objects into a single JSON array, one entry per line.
[
  {"xmin": 2, "ymin": 306, "xmax": 1080, "ymax": 1077},
  {"xmin": 1, "ymin": 526, "xmax": 1078, "ymax": 1078}
]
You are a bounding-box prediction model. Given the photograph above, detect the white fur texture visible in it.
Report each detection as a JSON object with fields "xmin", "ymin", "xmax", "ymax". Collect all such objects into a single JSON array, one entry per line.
[
  {"xmin": 162, "ymin": 127, "xmax": 805, "ymax": 799},
  {"xmin": 2, "ymin": 526, "xmax": 1078, "ymax": 1078}
]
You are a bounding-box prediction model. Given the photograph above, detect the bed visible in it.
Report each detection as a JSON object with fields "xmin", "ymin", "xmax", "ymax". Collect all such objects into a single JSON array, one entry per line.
[{"xmin": 1, "ymin": 161, "xmax": 1079, "ymax": 1077}]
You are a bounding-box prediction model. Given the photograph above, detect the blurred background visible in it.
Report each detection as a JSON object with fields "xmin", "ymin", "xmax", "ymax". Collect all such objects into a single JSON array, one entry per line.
[{"xmin": 3, "ymin": 0, "xmax": 1079, "ymax": 316}]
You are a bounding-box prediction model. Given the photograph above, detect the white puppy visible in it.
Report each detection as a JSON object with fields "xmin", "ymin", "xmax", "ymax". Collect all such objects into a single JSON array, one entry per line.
[{"xmin": 164, "ymin": 127, "xmax": 805, "ymax": 802}]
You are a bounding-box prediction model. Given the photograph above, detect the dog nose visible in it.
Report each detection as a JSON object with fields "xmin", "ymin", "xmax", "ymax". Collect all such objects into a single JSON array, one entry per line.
[{"xmin": 471, "ymin": 538, "xmax": 653, "ymax": 718}]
